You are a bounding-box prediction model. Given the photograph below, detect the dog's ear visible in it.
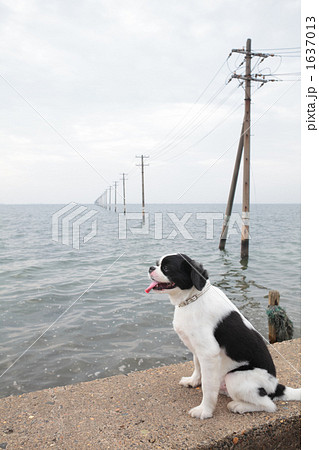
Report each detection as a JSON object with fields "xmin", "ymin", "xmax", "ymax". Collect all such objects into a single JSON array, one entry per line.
[{"xmin": 190, "ymin": 259, "xmax": 209, "ymax": 291}]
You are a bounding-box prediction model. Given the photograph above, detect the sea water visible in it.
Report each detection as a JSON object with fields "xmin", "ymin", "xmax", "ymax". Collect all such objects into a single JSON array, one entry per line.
[{"xmin": 0, "ymin": 203, "xmax": 300, "ymax": 397}]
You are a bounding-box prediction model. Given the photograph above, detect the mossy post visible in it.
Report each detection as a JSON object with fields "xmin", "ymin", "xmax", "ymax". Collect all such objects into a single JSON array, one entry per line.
[{"xmin": 268, "ymin": 290, "xmax": 280, "ymax": 343}]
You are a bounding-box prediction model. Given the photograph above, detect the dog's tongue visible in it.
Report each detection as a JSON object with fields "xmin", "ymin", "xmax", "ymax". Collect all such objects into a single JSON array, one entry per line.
[{"xmin": 145, "ymin": 280, "xmax": 159, "ymax": 293}]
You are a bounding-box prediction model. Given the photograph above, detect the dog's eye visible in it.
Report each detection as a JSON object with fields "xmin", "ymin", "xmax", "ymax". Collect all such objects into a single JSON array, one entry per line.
[{"xmin": 162, "ymin": 265, "xmax": 169, "ymax": 272}]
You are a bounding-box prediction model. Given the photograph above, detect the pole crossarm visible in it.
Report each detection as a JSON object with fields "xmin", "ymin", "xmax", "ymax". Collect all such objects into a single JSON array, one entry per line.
[
  {"xmin": 229, "ymin": 73, "xmax": 278, "ymax": 84},
  {"xmin": 230, "ymin": 74, "xmax": 276, "ymax": 83},
  {"xmin": 231, "ymin": 49, "xmax": 274, "ymax": 58},
  {"xmin": 135, "ymin": 155, "xmax": 150, "ymax": 168}
]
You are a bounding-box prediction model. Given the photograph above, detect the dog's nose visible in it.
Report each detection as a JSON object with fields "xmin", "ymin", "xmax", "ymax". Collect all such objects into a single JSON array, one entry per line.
[{"xmin": 149, "ymin": 266, "xmax": 156, "ymax": 273}]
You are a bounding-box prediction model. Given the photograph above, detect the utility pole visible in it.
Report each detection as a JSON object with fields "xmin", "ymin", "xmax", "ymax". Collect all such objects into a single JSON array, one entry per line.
[
  {"xmin": 103, "ymin": 189, "xmax": 108, "ymax": 209},
  {"xmin": 113, "ymin": 181, "xmax": 118, "ymax": 213},
  {"xmin": 108, "ymin": 185, "xmax": 112, "ymax": 211},
  {"xmin": 241, "ymin": 37, "xmax": 252, "ymax": 260},
  {"xmin": 219, "ymin": 38, "xmax": 276, "ymax": 260},
  {"xmin": 219, "ymin": 123, "xmax": 244, "ymax": 250},
  {"xmin": 120, "ymin": 173, "xmax": 128, "ymax": 214},
  {"xmin": 136, "ymin": 155, "xmax": 149, "ymax": 222}
]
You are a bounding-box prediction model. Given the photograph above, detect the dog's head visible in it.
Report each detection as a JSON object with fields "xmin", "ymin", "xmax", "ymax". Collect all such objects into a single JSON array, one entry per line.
[{"xmin": 145, "ymin": 254, "xmax": 209, "ymax": 294}]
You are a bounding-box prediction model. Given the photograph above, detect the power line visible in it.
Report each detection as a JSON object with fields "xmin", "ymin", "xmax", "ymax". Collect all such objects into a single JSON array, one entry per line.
[
  {"xmin": 257, "ymin": 72, "xmax": 301, "ymax": 76},
  {"xmin": 152, "ymin": 83, "xmax": 241, "ymax": 162},
  {"xmin": 178, "ymin": 79, "xmax": 299, "ymax": 201},
  {"xmin": 151, "ymin": 82, "xmax": 230, "ymax": 160},
  {"xmin": 165, "ymin": 100, "xmax": 243, "ymax": 163},
  {"xmin": 154, "ymin": 77, "xmax": 267, "ymax": 164},
  {"xmin": 151, "ymin": 44, "xmax": 297, "ymax": 165},
  {"xmin": 253, "ymin": 47, "xmax": 300, "ymax": 51},
  {"xmin": 150, "ymin": 57, "xmax": 231, "ymax": 157}
]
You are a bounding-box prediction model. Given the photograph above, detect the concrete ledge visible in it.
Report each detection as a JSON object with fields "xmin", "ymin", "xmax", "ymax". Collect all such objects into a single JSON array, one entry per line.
[{"xmin": 0, "ymin": 339, "xmax": 301, "ymax": 449}]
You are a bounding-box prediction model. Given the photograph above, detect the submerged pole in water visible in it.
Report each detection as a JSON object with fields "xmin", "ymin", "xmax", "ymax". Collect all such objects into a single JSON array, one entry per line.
[
  {"xmin": 221, "ymin": 38, "xmax": 276, "ymax": 259},
  {"xmin": 136, "ymin": 155, "xmax": 149, "ymax": 222},
  {"xmin": 240, "ymin": 38, "xmax": 251, "ymax": 260},
  {"xmin": 219, "ymin": 122, "xmax": 244, "ymax": 250},
  {"xmin": 103, "ymin": 189, "xmax": 108, "ymax": 209},
  {"xmin": 120, "ymin": 173, "xmax": 128, "ymax": 214},
  {"xmin": 108, "ymin": 186, "xmax": 112, "ymax": 211},
  {"xmin": 113, "ymin": 181, "xmax": 118, "ymax": 213}
]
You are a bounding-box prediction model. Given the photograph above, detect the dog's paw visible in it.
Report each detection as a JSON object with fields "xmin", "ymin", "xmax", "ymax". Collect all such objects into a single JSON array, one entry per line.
[
  {"xmin": 227, "ymin": 401, "xmax": 247, "ymax": 414},
  {"xmin": 189, "ymin": 405, "xmax": 213, "ymax": 420},
  {"xmin": 227, "ymin": 400, "xmax": 276, "ymax": 414},
  {"xmin": 179, "ymin": 376, "xmax": 201, "ymax": 388}
]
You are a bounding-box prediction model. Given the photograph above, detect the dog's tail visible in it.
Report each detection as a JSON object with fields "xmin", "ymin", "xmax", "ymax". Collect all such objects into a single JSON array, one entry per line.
[{"xmin": 270, "ymin": 383, "xmax": 301, "ymax": 401}]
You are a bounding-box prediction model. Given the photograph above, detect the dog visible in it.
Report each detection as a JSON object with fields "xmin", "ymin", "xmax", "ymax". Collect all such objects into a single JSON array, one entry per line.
[{"xmin": 145, "ymin": 253, "xmax": 301, "ymax": 419}]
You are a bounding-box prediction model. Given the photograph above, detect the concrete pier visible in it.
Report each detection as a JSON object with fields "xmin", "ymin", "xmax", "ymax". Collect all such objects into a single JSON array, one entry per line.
[{"xmin": 0, "ymin": 339, "xmax": 301, "ymax": 449}]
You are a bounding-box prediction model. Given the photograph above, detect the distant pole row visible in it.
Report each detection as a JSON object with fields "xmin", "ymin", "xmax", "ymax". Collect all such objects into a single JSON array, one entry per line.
[{"xmin": 94, "ymin": 156, "xmax": 149, "ymax": 217}]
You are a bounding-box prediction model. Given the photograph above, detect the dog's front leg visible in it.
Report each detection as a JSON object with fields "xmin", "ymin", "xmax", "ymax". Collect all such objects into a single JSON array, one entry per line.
[
  {"xmin": 189, "ymin": 354, "xmax": 220, "ymax": 420},
  {"xmin": 180, "ymin": 354, "xmax": 201, "ymax": 387}
]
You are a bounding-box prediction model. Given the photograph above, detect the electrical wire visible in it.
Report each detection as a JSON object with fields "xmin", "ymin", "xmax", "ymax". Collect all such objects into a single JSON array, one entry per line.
[
  {"xmin": 165, "ymin": 101, "xmax": 243, "ymax": 163},
  {"xmin": 151, "ymin": 47, "xmax": 299, "ymax": 162},
  {"xmin": 128, "ymin": 47, "xmax": 299, "ymax": 184},
  {"xmin": 151, "ymin": 83, "xmax": 229, "ymax": 160},
  {"xmin": 253, "ymin": 47, "xmax": 300, "ymax": 51},
  {"xmin": 152, "ymin": 48, "xmax": 300, "ymax": 164},
  {"xmin": 162, "ymin": 80, "xmax": 265, "ymax": 163},
  {"xmin": 151, "ymin": 83, "xmax": 241, "ymax": 162},
  {"xmin": 149, "ymin": 56, "xmax": 231, "ymax": 157},
  {"xmin": 177, "ymin": 79, "xmax": 299, "ymax": 201}
]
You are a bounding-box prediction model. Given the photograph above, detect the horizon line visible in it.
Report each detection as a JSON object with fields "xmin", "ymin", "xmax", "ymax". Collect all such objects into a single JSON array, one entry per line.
[{"xmin": 0, "ymin": 201, "xmax": 301, "ymax": 206}]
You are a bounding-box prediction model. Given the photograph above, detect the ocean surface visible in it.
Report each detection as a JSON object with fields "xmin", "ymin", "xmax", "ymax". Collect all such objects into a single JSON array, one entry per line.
[{"xmin": 0, "ymin": 203, "xmax": 300, "ymax": 398}]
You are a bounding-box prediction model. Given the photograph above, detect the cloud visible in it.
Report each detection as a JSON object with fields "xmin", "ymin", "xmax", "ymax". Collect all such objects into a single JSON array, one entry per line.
[{"xmin": 0, "ymin": 0, "xmax": 301, "ymax": 204}]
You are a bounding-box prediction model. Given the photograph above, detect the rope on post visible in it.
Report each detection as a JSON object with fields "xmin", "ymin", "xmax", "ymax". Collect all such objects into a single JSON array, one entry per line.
[{"xmin": 266, "ymin": 290, "xmax": 294, "ymax": 343}]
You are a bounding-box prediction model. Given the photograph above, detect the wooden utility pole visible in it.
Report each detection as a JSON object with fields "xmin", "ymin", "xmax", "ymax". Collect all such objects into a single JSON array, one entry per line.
[
  {"xmin": 113, "ymin": 181, "xmax": 118, "ymax": 213},
  {"xmin": 136, "ymin": 155, "xmax": 149, "ymax": 221},
  {"xmin": 108, "ymin": 185, "xmax": 112, "ymax": 211},
  {"xmin": 120, "ymin": 173, "xmax": 128, "ymax": 214},
  {"xmin": 219, "ymin": 39, "xmax": 276, "ymax": 259},
  {"xmin": 103, "ymin": 189, "xmax": 108, "ymax": 209},
  {"xmin": 241, "ymin": 38, "xmax": 252, "ymax": 260},
  {"xmin": 219, "ymin": 122, "xmax": 244, "ymax": 250}
]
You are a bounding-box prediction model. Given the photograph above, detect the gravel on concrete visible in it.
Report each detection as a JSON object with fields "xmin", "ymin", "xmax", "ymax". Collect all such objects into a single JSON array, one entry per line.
[{"xmin": 0, "ymin": 338, "xmax": 301, "ymax": 449}]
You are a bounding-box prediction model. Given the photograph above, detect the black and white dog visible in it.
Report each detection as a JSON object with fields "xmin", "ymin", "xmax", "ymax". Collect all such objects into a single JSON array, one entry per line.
[{"xmin": 145, "ymin": 253, "xmax": 301, "ymax": 420}]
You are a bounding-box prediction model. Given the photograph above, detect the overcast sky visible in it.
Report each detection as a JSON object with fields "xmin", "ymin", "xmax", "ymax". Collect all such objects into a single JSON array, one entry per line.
[{"xmin": 0, "ymin": 0, "xmax": 300, "ymax": 205}]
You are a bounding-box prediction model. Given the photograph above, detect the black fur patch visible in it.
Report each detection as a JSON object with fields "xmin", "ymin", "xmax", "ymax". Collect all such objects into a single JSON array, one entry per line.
[
  {"xmin": 228, "ymin": 364, "xmax": 254, "ymax": 373},
  {"xmin": 258, "ymin": 387, "xmax": 268, "ymax": 397},
  {"xmin": 214, "ymin": 311, "xmax": 276, "ymax": 377},
  {"xmin": 269, "ymin": 383, "xmax": 285, "ymax": 399},
  {"xmin": 160, "ymin": 254, "xmax": 208, "ymax": 291}
]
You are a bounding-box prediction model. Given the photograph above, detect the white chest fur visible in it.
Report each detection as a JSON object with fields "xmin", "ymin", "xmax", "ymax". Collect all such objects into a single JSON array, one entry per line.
[{"xmin": 173, "ymin": 305, "xmax": 201, "ymax": 354}]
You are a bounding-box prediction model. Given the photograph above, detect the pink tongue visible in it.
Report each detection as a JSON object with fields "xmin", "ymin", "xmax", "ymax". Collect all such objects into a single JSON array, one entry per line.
[{"xmin": 145, "ymin": 280, "xmax": 159, "ymax": 293}]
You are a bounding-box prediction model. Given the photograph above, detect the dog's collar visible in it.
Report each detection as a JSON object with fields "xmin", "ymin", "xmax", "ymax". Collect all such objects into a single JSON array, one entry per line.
[{"xmin": 178, "ymin": 282, "xmax": 211, "ymax": 308}]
